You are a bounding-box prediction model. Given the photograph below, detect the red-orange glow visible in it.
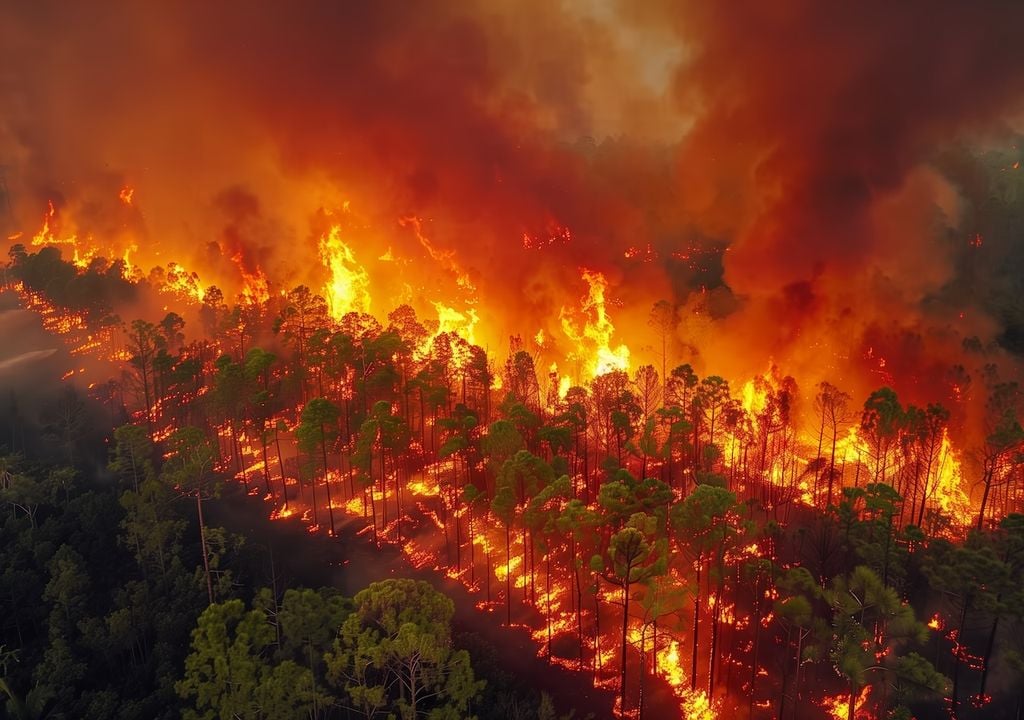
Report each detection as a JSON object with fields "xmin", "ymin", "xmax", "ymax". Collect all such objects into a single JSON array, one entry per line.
[
  {"xmin": 269, "ymin": 506, "xmax": 296, "ymax": 520},
  {"xmin": 431, "ymin": 302, "xmax": 478, "ymax": 348},
  {"xmin": 407, "ymin": 476, "xmax": 441, "ymax": 497},
  {"xmin": 319, "ymin": 222, "xmax": 370, "ymax": 320},
  {"xmin": 679, "ymin": 688, "xmax": 717, "ymax": 720},
  {"xmin": 30, "ymin": 201, "xmax": 94, "ymax": 268},
  {"xmin": 560, "ymin": 269, "xmax": 630, "ymax": 379},
  {"xmin": 821, "ymin": 686, "xmax": 871, "ymax": 720},
  {"xmin": 656, "ymin": 639, "xmax": 687, "ymax": 690},
  {"xmin": 159, "ymin": 261, "xmax": 205, "ymax": 303},
  {"xmin": 4, "ymin": 144, "xmax": 1008, "ymax": 720},
  {"xmin": 9, "ymin": 7, "xmax": 1024, "ymax": 719},
  {"xmin": 929, "ymin": 432, "xmax": 971, "ymax": 518}
]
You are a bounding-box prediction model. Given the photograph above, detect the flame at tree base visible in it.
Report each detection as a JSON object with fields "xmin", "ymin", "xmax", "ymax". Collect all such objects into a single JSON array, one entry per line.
[
  {"xmin": 679, "ymin": 688, "xmax": 717, "ymax": 720},
  {"xmin": 821, "ymin": 686, "xmax": 871, "ymax": 720}
]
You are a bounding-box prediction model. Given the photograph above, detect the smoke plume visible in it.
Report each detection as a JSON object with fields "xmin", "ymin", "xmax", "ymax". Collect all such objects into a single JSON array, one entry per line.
[{"xmin": 2, "ymin": 0, "xmax": 1024, "ymax": 418}]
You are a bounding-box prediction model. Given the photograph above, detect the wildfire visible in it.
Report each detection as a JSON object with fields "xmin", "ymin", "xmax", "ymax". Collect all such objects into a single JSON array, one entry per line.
[
  {"xmin": 122, "ymin": 244, "xmax": 138, "ymax": 278},
  {"xmin": 821, "ymin": 686, "xmax": 871, "ymax": 720},
  {"xmin": 270, "ymin": 506, "xmax": 296, "ymax": 520},
  {"xmin": 560, "ymin": 269, "xmax": 630, "ymax": 378},
  {"xmin": 407, "ymin": 476, "xmax": 441, "ymax": 497},
  {"xmin": 159, "ymin": 261, "xmax": 205, "ymax": 303},
  {"xmin": 431, "ymin": 302, "xmax": 478, "ymax": 347},
  {"xmin": 319, "ymin": 223, "xmax": 371, "ymax": 321},
  {"xmin": 30, "ymin": 200, "xmax": 94, "ymax": 268},
  {"xmin": 928, "ymin": 432, "xmax": 971, "ymax": 518},
  {"xmin": 6, "ymin": 171, "xmax": 1007, "ymax": 720},
  {"xmin": 238, "ymin": 265, "xmax": 271, "ymax": 305},
  {"xmin": 679, "ymin": 688, "xmax": 717, "ymax": 720},
  {"xmin": 740, "ymin": 377, "xmax": 768, "ymax": 416},
  {"xmin": 657, "ymin": 640, "xmax": 687, "ymax": 689},
  {"xmin": 400, "ymin": 215, "xmax": 476, "ymax": 294}
]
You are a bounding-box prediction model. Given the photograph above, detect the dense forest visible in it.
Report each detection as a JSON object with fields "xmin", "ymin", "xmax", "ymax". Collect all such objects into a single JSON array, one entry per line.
[
  {"xmin": 5, "ymin": 0, "xmax": 1024, "ymax": 717},
  {"xmin": 0, "ymin": 401, "xmax": 593, "ymax": 720},
  {"xmin": 3, "ymin": 220, "xmax": 1024, "ymax": 719}
]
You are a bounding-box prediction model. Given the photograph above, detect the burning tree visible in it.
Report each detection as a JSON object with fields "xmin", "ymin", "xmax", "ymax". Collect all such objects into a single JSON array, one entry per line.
[{"xmin": 822, "ymin": 565, "xmax": 946, "ymax": 720}]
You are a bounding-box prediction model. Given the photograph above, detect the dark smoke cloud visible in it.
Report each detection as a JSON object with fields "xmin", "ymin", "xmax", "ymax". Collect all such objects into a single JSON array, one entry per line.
[
  {"xmin": 588, "ymin": 0, "xmax": 1024, "ymax": 416},
  {"xmin": 653, "ymin": 0, "xmax": 1024, "ymax": 295}
]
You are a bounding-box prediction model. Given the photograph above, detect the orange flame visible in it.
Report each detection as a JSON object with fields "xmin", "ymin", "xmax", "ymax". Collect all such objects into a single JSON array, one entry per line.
[
  {"xmin": 31, "ymin": 201, "xmax": 94, "ymax": 268},
  {"xmin": 319, "ymin": 223, "xmax": 371, "ymax": 320},
  {"xmin": 560, "ymin": 269, "xmax": 630, "ymax": 378},
  {"xmin": 820, "ymin": 686, "xmax": 871, "ymax": 720}
]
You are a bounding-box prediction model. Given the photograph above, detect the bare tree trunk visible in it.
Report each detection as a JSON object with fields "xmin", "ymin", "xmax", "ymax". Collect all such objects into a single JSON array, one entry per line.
[{"xmin": 196, "ymin": 490, "xmax": 213, "ymax": 605}]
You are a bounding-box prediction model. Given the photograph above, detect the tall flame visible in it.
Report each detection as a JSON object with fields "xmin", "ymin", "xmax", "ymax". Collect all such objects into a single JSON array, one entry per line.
[
  {"xmin": 319, "ymin": 223, "xmax": 371, "ymax": 321},
  {"xmin": 560, "ymin": 269, "xmax": 630, "ymax": 378},
  {"xmin": 31, "ymin": 201, "xmax": 93, "ymax": 268},
  {"xmin": 432, "ymin": 302, "xmax": 478, "ymax": 346},
  {"xmin": 930, "ymin": 431, "xmax": 971, "ymax": 517}
]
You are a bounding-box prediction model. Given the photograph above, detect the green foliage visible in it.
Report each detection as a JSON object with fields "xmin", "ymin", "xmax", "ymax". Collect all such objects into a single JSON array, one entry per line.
[
  {"xmin": 481, "ymin": 419, "xmax": 523, "ymax": 470},
  {"xmin": 353, "ymin": 400, "xmax": 410, "ymax": 486},
  {"xmin": 604, "ymin": 513, "xmax": 667, "ymax": 586},
  {"xmin": 176, "ymin": 599, "xmax": 323, "ymax": 720},
  {"xmin": 861, "ymin": 388, "xmax": 904, "ymax": 441},
  {"xmin": 840, "ymin": 483, "xmax": 912, "ymax": 589},
  {"xmin": 0, "ymin": 451, "xmax": 214, "ymax": 719},
  {"xmin": 775, "ymin": 566, "xmax": 821, "ymax": 631},
  {"xmin": 109, "ymin": 424, "xmax": 155, "ymax": 491},
  {"xmin": 296, "ymin": 398, "xmax": 341, "ymax": 456},
  {"xmin": 671, "ymin": 484, "xmax": 746, "ymax": 568},
  {"xmin": 274, "ymin": 587, "xmax": 350, "ymax": 661},
  {"xmin": 824, "ymin": 565, "xmax": 942, "ymax": 706},
  {"xmin": 490, "ymin": 483, "xmax": 517, "ymax": 526},
  {"xmin": 524, "ymin": 475, "xmax": 572, "ymax": 540},
  {"xmin": 161, "ymin": 427, "xmax": 217, "ymax": 497},
  {"xmin": 498, "ymin": 450, "xmax": 555, "ymax": 506},
  {"xmin": 119, "ymin": 476, "xmax": 186, "ymax": 577},
  {"xmin": 890, "ymin": 652, "xmax": 950, "ymax": 705},
  {"xmin": 598, "ymin": 470, "xmax": 673, "ymax": 527},
  {"xmin": 325, "ymin": 579, "xmax": 483, "ymax": 720}
]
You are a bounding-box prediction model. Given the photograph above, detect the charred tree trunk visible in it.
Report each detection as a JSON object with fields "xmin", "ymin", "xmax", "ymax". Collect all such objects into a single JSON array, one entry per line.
[
  {"xmin": 196, "ymin": 489, "xmax": 213, "ymax": 605},
  {"xmin": 320, "ymin": 425, "xmax": 335, "ymax": 536},
  {"xmin": 691, "ymin": 553, "xmax": 702, "ymax": 690}
]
